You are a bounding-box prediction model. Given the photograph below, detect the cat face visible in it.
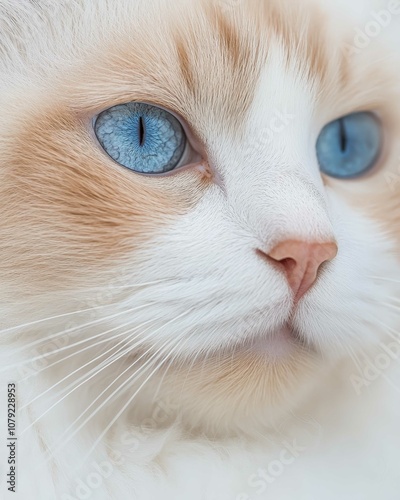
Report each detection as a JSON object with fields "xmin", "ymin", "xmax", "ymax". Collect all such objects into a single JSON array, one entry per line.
[{"xmin": 1, "ymin": 0, "xmax": 399, "ymax": 430}]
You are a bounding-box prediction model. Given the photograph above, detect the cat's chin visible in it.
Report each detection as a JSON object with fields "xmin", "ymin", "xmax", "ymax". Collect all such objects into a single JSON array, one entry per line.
[{"xmin": 130, "ymin": 326, "xmax": 318, "ymax": 438}]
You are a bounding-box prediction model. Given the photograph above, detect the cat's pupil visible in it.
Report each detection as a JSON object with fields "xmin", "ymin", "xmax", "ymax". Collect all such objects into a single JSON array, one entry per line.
[
  {"xmin": 138, "ymin": 116, "xmax": 145, "ymax": 147},
  {"xmin": 339, "ymin": 118, "xmax": 347, "ymax": 153}
]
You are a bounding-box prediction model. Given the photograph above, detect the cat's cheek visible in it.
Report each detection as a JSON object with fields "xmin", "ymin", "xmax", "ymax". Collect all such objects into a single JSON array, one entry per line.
[
  {"xmin": 0, "ymin": 108, "xmax": 212, "ymax": 294},
  {"xmin": 374, "ymin": 189, "xmax": 400, "ymax": 250},
  {"xmin": 324, "ymin": 174, "xmax": 400, "ymax": 251},
  {"xmin": 369, "ymin": 158, "xmax": 400, "ymax": 249}
]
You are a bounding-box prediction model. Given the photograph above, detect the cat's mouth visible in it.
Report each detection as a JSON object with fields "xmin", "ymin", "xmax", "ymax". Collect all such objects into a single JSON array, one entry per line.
[{"xmin": 239, "ymin": 324, "xmax": 308, "ymax": 360}]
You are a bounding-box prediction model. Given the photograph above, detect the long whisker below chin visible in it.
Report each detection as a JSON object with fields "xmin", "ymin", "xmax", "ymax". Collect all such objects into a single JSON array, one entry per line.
[
  {"xmin": 20, "ymin": 317, "xmax": 160, "ymax": 412},
  {"xmin": 17, "ymin": 312, "xmax": 158, "ymax": 380},
  {"xmin": 78, "ymin": 327, "xmax": 195, "ymax": 470},
  {"xmin": 35, "ymin": 309, "xmax": 193, "ymax": 472}
]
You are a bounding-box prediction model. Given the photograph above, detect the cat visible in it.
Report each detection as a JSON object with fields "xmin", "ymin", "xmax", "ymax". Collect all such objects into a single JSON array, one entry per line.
[{"xmin": 0, "ymin": 0, "xmax": 400, "ymax": 498}]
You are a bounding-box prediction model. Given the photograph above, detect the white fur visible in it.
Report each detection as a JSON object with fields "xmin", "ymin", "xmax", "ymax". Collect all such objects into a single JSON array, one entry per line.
[{"xmin": 1, "ymin": 0, "xmax": 400, "ymax": 499}]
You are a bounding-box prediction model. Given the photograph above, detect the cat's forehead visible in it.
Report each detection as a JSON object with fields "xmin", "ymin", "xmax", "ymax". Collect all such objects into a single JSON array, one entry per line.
[
  {"xmin": 63, "ymin": 0, "xmax": 340, "ymax": 134},
  {"xmin": 3, "ymin": 0, "xmax": 392, "ymax": 134},
  {"xmin": 35, "ymin": 0, "xmax": 392, "ymax": 146}
]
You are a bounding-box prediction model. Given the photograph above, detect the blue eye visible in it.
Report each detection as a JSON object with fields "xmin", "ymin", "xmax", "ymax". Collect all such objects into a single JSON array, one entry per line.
[
  {"xmin": 94, "ymin": 103, "xmax": 187, "ymax": 174},
  {"xmin": 316, "ymin": 112, "xmax": 382, "ymax": 179}
]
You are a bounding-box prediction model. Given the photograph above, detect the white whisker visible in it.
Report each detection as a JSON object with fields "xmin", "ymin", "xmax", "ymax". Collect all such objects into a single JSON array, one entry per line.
[
  {"xmin": 79, "ymin": 326, "xmax": 193, "ymax": 468},
  {"xmin": 383, "ymin": 303, "xmax": 400, "ymax": 312},
  {"xmin": 3, "ymin": 303, "xmax": 154, "ymax": 372},
  {"xmin": 19, "ymin": 312, "xmax": 155, "ymax": 379},
  {"xmin": 42, "ymin": 309, "xmax": 192, "ymax": 465},
  {"xmin": 0, "ymin": 279, "xmax": 172, "ymax": 336},
  {"xmin": 0, "ymin": 302, "xmax": 117, "ymax": 335},
  {"xmin": 20, "ymin": 317, "xmax": 159, "ymax": 411},
  {"xmin": 49, "ymin": 335, "xmax": 178, "ymax": 464},
  {"xmin": 20, "ymin": 317, "xmax": 168, "ymax": 422},
  {"xmin": 368, "ymin": 276, "xmax": 400, "ymax": 284},
  {"xmin": 71, "ymin": 278, "xmax": 175, "ymax": 292}
]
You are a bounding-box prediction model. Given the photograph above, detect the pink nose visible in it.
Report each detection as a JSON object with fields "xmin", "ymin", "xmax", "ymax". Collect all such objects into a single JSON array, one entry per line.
[{"xmin": 266, "ymin": 240, "xmax": 338, "ymax": 301}]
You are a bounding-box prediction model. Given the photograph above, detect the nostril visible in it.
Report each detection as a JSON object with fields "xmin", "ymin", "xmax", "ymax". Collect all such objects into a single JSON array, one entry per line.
[{"xmin": 279, "ymin": 257, "xmax": 297, "ymax": 275}]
